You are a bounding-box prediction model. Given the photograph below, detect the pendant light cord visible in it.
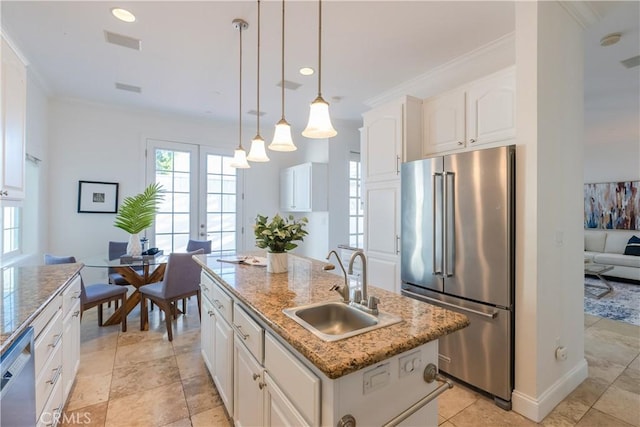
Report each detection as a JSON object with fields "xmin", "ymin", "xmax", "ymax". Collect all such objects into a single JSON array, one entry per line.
[
  {"xmin": 256, "ymin": 0, "xmax": 261, "ymax": 133},
  {"xmin": 317, "ymin": 0, "xmax": 322, "ymax": 96},
  {"xmin": 281, "ymin": 0, "xmax": 285, "ymax": 120},
  {"xmin": 238, "ymin": 20, "xmax": 243, "ymax": 149}
]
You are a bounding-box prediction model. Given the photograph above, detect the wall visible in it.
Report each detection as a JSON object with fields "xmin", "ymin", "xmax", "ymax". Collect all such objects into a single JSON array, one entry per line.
[
  {"xmin": 47, "ymin": 99, "xmax": 283, "ymax": 281},
  {"xmin": 584, "ymin": 140, "xmax": 640, "ymax": 183},
  {"xmin": 511, "ymin": 2, "xmax": 587, "ymax": 421}
]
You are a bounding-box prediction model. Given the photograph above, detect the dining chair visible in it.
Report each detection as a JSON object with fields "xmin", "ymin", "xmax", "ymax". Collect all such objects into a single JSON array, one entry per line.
[
  {"xmin": 138, "ymin": 249, "xmax": 204, "ymax": 341},
  {"xmin": 44, "ymin": 254, "xmax": 128, "ymax": 332},
  {"xmin": 108, "ymin": 240, "xmax": 144, "ymax": 286},
  {"xmin": 186, "ymin": 239, "xmax": 212, "ymax": 254}
]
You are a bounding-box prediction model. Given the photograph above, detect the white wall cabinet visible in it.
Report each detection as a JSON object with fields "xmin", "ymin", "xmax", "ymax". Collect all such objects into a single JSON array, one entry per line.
[
  {"xmin": 280, "ymin": 162, "xmax": 328, "ymax": 212},
  {"xmin": 423, "ymin": 67, "xmax": 515, "ymax": 156},
  {"xmin": 361, "ymin": 96, "xmax": 421, "ymax": 294},
  {"xmin": 1, "ymin": 37, "xmax": 26, "ymax": 201}
]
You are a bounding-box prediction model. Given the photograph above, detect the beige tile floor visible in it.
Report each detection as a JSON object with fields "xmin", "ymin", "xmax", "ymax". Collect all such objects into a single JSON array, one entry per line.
[{"xmin": 63, "ymin": 299, "xmax": 639, "ymax": 427}]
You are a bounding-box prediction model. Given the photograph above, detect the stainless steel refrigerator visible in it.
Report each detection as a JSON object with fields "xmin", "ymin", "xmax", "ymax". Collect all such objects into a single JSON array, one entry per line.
[{"xmin": 400, "ymin": 145, "xmax": 515, "ymax": 410}]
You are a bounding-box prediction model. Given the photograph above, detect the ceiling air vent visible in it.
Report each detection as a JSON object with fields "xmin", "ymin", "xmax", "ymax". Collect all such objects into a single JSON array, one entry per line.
[
  {"xmin": 276, "ymin": 80, "xmax": 302, "ymax": 90},
  {"xmin": 621, "ymin": 55, "xmax": 640, "ymax": 69},
  {"xmin": 115, "ymin": 82, "xmax": 142, "ymax": 93},
  {"xmin": 247, "ymin": 110, "xmax": 266, "ymax": 116},
  {"xmin": 104, "ymin": 30, "xmax": 141, "ymax": 50}
]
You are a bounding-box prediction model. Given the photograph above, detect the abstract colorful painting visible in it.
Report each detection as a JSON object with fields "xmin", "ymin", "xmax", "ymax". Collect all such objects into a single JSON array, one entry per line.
[{"xmin": 584, "ymin": 181, "xmax": 640, "ymax": 230}]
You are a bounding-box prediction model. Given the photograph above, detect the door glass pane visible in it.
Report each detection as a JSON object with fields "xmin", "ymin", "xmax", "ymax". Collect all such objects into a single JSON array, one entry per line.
[{"xmin": 207, "ymin": 154, "xmax": 237, "ymax": 258}]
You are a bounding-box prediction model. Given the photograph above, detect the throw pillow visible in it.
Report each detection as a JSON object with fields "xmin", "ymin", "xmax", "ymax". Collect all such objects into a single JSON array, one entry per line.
[{"xmin": 624, "ymin": 235, "xmax": 640, "ymax": 256}]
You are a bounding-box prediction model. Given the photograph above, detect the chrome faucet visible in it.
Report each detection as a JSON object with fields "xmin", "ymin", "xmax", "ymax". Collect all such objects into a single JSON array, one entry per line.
[
  {"xmin": 348, "ymin": 250, "xmax": 379, "ymax": 314},
  {"xmin": 324, "ymin": 250, "xmax": 350, "ymax": 303}
]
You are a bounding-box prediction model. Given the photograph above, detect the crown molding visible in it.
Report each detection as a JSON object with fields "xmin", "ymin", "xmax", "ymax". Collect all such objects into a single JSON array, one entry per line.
[
  {"xmin": 364, "ymin": 32, "xmax": 515, "ymax": 109},
  {"xmin": 558, "ymin": 1, "xmax": 602, "ymax": 29}
]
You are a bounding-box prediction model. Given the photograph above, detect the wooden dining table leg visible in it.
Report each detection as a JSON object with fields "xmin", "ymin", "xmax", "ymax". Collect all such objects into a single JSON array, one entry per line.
[{"xmin": 103, "ymin": 263, "xmax": 166, "ymax": 327}]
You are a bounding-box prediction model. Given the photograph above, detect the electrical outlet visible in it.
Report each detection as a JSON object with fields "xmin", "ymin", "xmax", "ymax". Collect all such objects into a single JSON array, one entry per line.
[{"xmin": 555, "ymin": 346, "xmax": 568, "ymax": 361}]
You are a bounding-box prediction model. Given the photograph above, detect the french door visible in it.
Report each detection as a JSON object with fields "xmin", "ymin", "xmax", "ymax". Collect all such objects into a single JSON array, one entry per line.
[{"xmin": 145, "ymin": 139, "xmax": 243, "ymax": 257}]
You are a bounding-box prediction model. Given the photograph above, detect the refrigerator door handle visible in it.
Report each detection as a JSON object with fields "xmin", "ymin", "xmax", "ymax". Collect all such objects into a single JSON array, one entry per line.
[
  {"xmin": 445, "ymin": 171, "xmax": 455, "ymax": 277},
  {"xmin": 402, "ymin": 290, "xmax": 498, "ymax": 319},
  {"xmin": 432, "ymin": 172, "xmax": 443, "ymax": 276}
]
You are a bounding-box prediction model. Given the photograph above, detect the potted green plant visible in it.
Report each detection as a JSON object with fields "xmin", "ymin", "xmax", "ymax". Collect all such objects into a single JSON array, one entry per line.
[
  {"xmin": 254, "ymin": 213, "xmax": 308, "ymax": 273},
  {"xmin": 114, "ymin": 183, "xmax": 164, "ymax": 256}
]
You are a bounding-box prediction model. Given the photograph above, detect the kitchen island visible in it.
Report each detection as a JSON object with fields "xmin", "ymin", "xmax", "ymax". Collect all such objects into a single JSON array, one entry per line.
[{"xmin": 194, "ymin": 253, "xmax": 469, "ymax": 426}]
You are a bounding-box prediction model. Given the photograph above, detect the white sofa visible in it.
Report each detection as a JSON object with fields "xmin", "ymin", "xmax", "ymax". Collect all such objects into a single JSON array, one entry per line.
[{"xmin": 584, "ymin": 229, "xmax": 640, "ymax": 281}]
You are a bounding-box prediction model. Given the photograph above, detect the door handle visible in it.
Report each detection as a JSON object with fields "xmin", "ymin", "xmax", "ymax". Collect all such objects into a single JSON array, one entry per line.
[{"xmin": 403, "ymin": 290, "xmax": 498, "ymax": 319}]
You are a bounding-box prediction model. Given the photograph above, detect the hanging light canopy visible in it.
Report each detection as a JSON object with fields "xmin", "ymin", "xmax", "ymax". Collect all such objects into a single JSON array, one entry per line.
[
  {"xmin": 269, "ymin": 0, "xmax": 297, "ymax": 152},
  {"xmin": 247, "ymin": 0, "xmax": 269, "ymax": 162},
  {"xmin": 302, "ymin": 0, "xmax": 337, "ymax": 139},
  {"xmin": 230, "ymin": 18, "xmax": 250, "ymax": 169}
]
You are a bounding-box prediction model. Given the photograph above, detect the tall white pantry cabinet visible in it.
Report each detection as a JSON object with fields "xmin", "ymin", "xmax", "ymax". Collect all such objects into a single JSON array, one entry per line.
[{"xmin": 361, "ymin": 96, "xmax": 422, "ymax": 294}]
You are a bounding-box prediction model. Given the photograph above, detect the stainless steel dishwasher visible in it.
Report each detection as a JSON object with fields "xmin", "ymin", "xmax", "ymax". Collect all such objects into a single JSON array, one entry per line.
[{"xmin": 1, "ymin": 327, "xmax": 36, "ymax": 426}]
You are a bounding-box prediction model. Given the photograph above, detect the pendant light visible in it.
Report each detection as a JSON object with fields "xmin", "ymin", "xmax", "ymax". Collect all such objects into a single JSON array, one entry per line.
[
  {"xmin": 269, "ymin": 0, "xmax": 297, "ymax": 152},
  {"xmin": 302, "ymin": 0, "xmax": 337, "ymax": 139},
  {"xmin": 247, "ymin": 0, "xmax": 269, "ymax": 162},
  {"xmin": 230, "ymin": 18, "xmax": 250, "ymax": 169}
]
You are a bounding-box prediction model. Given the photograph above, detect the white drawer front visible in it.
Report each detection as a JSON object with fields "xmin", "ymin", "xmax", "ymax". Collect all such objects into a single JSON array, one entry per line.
[
  {"xmin": 233, "ymin": 304, "xmax": 263, "ymax": 363},
  {"xmin": 62, "ymin": 275, "xmax": 82, "ymax": 318},
  {"xmin": 32, "ymin": 295, "xmax": 62, "ymax": 340},
  {"xmin": 36, "ymin": 337, "xmax": 63, "ymax": 418},
  {"xmin": 36, "ymin": 369, "xmax": 64, "ymax": 427},
  {"xmin": 212, "ymin": 283, "xmax": 233, "ymax": 323},
  {"xmin": 35, "ymin": 308, "xmax": 62, "ymax": 376},
  {"xmin": 200, "ymin": 272, "xmax": 215, "ymax": 303},
  {"xmin": 265, "ymin": 333, "xmax": 320, "ymax": 426}
]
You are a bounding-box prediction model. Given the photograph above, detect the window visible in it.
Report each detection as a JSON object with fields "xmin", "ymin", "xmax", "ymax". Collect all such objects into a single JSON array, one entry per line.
[
  {"xmin": 205, "ymin": 153, "xmax": 238, "ymax": 258},
  {"xmin": 2, "ymin": 206, "xmax": 21, "ymax": 257},
  {"xmin": 349, "ymin": 155, "xmax": 364, "ymax": 248}
]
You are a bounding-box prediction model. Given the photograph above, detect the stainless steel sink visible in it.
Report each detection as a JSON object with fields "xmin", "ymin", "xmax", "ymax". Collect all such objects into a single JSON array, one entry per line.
[{"xmin": 283, "ymin": 301, "xmax": 402, "ymax": 342}]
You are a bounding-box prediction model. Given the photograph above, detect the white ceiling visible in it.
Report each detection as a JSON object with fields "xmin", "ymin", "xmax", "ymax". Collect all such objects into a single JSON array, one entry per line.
[{"xmin": 1, "ymin": 1, "xmax": 638, "ymax": 145}]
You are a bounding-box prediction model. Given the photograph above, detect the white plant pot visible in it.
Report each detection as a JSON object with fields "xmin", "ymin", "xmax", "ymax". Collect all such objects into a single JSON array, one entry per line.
[
  {"xmin": 267, "ymin": 252, "xmax": 288, "ymax": 274},
  {"xmin": 127, "ymin": 233, "xmax": 142, "ymax": 256}
]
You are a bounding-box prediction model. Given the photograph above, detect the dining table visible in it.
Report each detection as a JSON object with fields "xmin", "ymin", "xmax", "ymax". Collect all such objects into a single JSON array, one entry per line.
[{"xmin": 81, "ymin": 254, "xmax": 168, "ymax": 328}]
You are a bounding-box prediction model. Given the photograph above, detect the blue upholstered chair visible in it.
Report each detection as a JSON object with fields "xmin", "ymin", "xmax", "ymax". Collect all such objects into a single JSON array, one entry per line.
[
  {"xmin": 108, "ymin": 241, "xmax": 144, "ymax": 286},
  {"xmin": 186, "ymin": 239, "xmax": 212, "ymax": 254},
  {"xmin": 44, "ymin": 254, "xmax": 128, "ymax": 332},
  {"xmin": 139, "ymin": 249, "xmax": 203, "ymax": 341}
]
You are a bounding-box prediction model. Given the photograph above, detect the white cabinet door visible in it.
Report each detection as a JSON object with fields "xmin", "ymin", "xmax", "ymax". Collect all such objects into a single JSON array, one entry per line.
[
  {"xmin": 364, "ymin": 181, "xmax": 400, "ymax": 257},
  {"xmin": 422, "ymin": 89, "xmax": 466, "ymax": 156},
  {"xmin": 367, "ymin": 255, "xmax": 399, "ymax": 294},
  {"xmin": 233, "ymin": 339, "xmax": 264, "ymax": 427},
  {"xmin": 213, "ymin": 313, "xmax": 233, "ymax": 414},
  {"xmin": 1, "ymin": 37, "xmax": 26, "ymax": 201},
  {"xmin": 466, "ymin": 69, "xmax": 516, "ymax": 147},
  {"xmin": 292, "ymin": 164, "xmax": 311, "ymax": 212},
  {"xmin": 279, "ymin": 168, "xmax": 295, "ymax": 212},
  {"xmin": 62, "ymin": 300, "xmax": 81, "ymax": 401},
  {"xmin": 280, "ymin": 163, "xmax": 327, "ymax": 212},
  {"xmin": 263, "ymin": 372, "xmax": 307, "ymax": 427},
  {"xmin": 200, "ymin": 296, "xmax": 215, "ymax": 375},
  {"xmin": 362, "ymin": 102, "xmax": 403, "ymax": 183}
]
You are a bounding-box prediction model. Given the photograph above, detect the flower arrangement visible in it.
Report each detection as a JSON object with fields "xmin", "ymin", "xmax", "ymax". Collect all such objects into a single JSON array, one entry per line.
[{"xmin": 254, "ymin": 214, "xmax": 308, "ymax": 253}]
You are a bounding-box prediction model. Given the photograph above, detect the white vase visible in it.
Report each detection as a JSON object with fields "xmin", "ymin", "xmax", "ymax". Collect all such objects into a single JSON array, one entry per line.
[
  {"xmin": 127, "ymin": 233, "xmax": 142, "ymax": 256},
  {"xmin": 267, "ymin": 252, "xmax": 288, "ymax": 273}
]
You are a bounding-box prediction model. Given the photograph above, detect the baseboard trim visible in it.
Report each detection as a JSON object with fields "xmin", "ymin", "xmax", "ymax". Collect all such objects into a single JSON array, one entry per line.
[{"xmin": 512, "ymin": 358, "xmax": 589, "ymax": 422}]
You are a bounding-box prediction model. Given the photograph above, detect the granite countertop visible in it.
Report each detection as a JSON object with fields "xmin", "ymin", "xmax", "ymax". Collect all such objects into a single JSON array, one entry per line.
[
  {"xmin": 193, "ymin": 253, "xmax": 469, "ymax": 379},
  {"xmin": 0, "ymin": 263, "xmax": 83, "ymax": 353}
]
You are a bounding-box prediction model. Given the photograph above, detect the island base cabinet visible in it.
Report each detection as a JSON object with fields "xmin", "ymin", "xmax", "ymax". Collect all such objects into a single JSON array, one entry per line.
[
  {"xmin": 212, "ymin": 311, "xmax": 233, "ymax": 414},
  {"xmin": 233, "ymin": 339, "xmax": 264, "ymax": 427},
  {"xmin": 263, "ymin": 372, "xmax": 307, "ymax": 426},
  {"xmin": 322, "ymin": 340, "xmax": 440, "ymax": 427}
]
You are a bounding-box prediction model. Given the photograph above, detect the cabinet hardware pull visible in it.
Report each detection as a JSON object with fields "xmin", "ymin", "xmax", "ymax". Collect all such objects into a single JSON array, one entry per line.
[
  {"xmin": 47, "ymin": 366, "xmax": 63, "ymax": 385},
  {"xmin": 213, "ymin": 299, "xmax": 223, "ymax": 310},
  {"xmin": 208, "ymin": 310, "xmax": 215, "ymax": 317},
  {"xmin": 382, "ymin": 364, "xmax": 453, "ymax": 427},
  {"xmin": 395, "ymin": 235, "xmax": 400, "ymax": 255},
  {"xmin": 469, "ymin": 138, "xmax": 476, "ymax": 143},
  {"xmin": 0, "ymin": 190, "xmax": 8, "ymax": 196},
  {"xmin": 199, "ymin": 284, "xmax": 209, "ymax": 292},
  {"xmin": 457, "ymin": 141, "xmax": 463, "ymax": 145},
  {"xmin": 258, "ymin": 382, "xmax": 266, "ymax": 390},
  {"xmin": 72, "ymin": 310, "xmax": 80, "ymax": 318},
  {"xmin": 71, "ymin": 291, "xmax": 81, "ymax": 299},
  {"xmin": 233, "ymin": 324, "xmax": 249, "ymax": 340},
  {"xmin": 252, "ymin": 373, "xmax": 260, "ymax": 381},
  {"xmin": 49, "ymin": 333, "xmax": 63, "ymax": 348},
  {"xmin": 396, "ymin": 155, "xmax": 400, "ymax": 174},
  {"xmin": 337, "ymin": 414, "xmax": 357, "ymax": 427}
]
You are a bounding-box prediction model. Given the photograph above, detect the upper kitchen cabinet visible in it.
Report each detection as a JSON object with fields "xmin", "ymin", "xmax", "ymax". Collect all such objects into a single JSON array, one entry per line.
[
  {"xmin": 362, "ymin": 96, "xmax": 422, "ymax": 183},
  {"xmin": 280, "ymin": 163, "xmax": 328, "ymax": 213},
  {"xmin": 1, "ymin": 37, "xmax": 26, "ymax": 202},
  {"xmin": 423, "ymin": 67, "xmax": 515, "ymax": 156}
]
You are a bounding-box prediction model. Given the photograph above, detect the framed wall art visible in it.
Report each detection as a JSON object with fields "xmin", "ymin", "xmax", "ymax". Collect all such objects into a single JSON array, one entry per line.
[
  {"xmin": 77, "ymin": 180, "xmax": 119, "ymax": 213},
  {"xmin": 584, "ymin": 180, "xmax": 639, "ymax": 230}
]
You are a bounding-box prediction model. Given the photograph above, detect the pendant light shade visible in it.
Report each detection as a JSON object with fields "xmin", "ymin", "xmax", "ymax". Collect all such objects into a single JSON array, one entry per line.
[
  {"xmin": 230, "ymin": 18, "xmax": 250, "ymax": 169},
  {"xmin": 269, "ymin": 0, "xmax": 297, "ymax": 152},
  {"xmin": 247, "ymin": 0, "xmax": 270, "ymax": 163},
  {"xmin": 302, "ymin": 0, "xmax": 337, "ymax": 139}
]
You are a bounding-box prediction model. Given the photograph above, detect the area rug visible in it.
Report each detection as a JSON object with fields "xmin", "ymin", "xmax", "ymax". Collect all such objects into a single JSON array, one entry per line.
[{"xmin": 584, "ymin": 277, "xmax": 640, "ymax": 326}]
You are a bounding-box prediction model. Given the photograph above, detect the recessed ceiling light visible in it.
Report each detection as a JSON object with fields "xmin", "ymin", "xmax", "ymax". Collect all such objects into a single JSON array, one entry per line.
[
  {"xmin": 299, "ymin": 67, "xmax": 314, "ymax": 76},
  {"xmin": 600, "ymin": 32, "xmax": 621, "ymax": 47},
  {"xmin": 112, "ymin": 8, "xmax": 136, "ymax": 23}
]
